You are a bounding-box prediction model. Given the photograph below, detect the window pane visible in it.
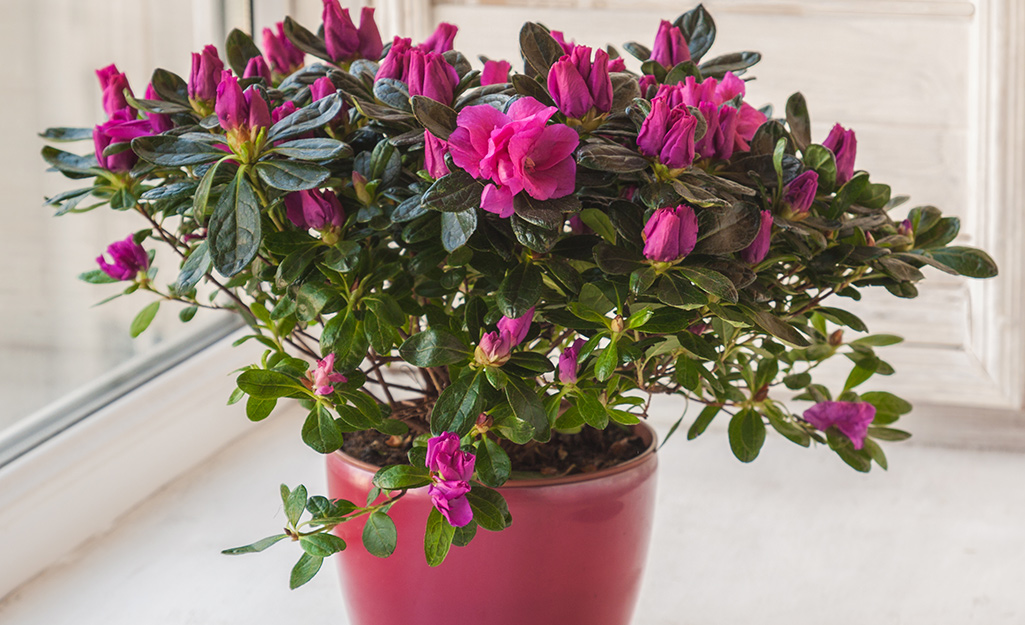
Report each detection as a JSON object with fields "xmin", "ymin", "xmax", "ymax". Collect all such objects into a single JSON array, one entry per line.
[{"xmin": 0, "ymin": 1, "xmax": 231, "ymax": 434}]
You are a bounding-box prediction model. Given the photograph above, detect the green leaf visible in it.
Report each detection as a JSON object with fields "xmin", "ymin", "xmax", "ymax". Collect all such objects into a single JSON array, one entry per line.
[
  {"xmin": 440, "ymin": 208, "xmax": 477, "ymax": 252},
  {"xmin": 299, "ymin": 532, "xmax": 346, "ymax": 558},
  {"xmin": 362, "ymin": 512, "xmax": 398, "ymax": 558},
  {"xmin": 255, "ymin": 159, "xmax": 330, "ymax": 191},
  {"xmin": 867, "ymin": 426, "xmax": 912, "ymax": 442},
  {"xmin": 803, "ymin": 144, "xmax": 837, "ymax": 193},
  {"xmin": 131, "ymin": 135, "xmax": 225, "ymax": 167},
  {"xmin": 424, "ymin": 507, "xmax": 456, "ymax": 566},
  {"xmin": 302, "ymin": 406, "xmax": 344, "ymax": 453},
  {"xmin": 222, "ymin": 534, "xmax": 288, "ymax": 555},
  {"xmin": 289, "ymin": 553, "xmax": 324, "ymax": 589},
  {"xmin": 39, "ymin": 127, "xmax": 94, "ymax": 142},
  {"xmin": 431, "ymin": 371, "xmax": 485, "ymax": 436},
  {"xmin": 728, "ymin": 408, "xmax": 766, "ymax": 462},
  {"xmin": 594, "ymin": 342, "xmax": 619, "ymax": 382},
  {"xmin": 208, "ymin": 168, "xmax": 262, "ymax": 277},
  {"xmin": 844, "ymin": 357, "xmax": 879, "ymax": 392},
  {"xmin": 475, "ymin": 437, "xmax": 511, "ymax": 487},
  {"xmin": 466, "ymin": 484, "xmax": 512, "ymax": 531},
  {"xmin": 785, "ymin": 92, "xmax": 811, "ymax": 150},
  {"xmin": 268, "ymin": 138, "xmax": 353, "ymax": 161},
  {"xmin": 504, "ymin": 377, "xmax": 550, "ymax": 442},
  {"xmin": 399, "ymin": 329, "xmax": 471, "ymax": 367},
  {"xmin": 519, "ymin": 22, "xmax": 564, "ymax": 78},
  {"xmin": 850, "ymin": 334, "xmax": 903, "ymax": 347},
  {"xmin": 639, "ymin": 307, "xmax": 690, "ymax": 333},
  {"xmin": 783, "ymin": 372, "xmax": 812, "ymax": 390},
  {"xmin": 175, "ymin": 241, "xmax": 212, "ymax": 293},
  {"xmin": 678, "ymin": 267, "xmax": 738, "ymax": 303},
  {"xmin": 422, "ymin": 170, "xmax": 483, "ymax": 213},
  {"xmin": 921, "ymin": 247, "xmax": 999, "ymax": 279},
  {"xmin": 576, "ymin": 392, "xmax": 609, "ymax": 429},
  {"xmin": 452, "ymin": 521, "xmax": 478, "ymax": 548},
  {"xmin": 497, "ymin": 263, "xmax": 543, "ymax": 318},
  {"xmin": 511, "ymin": 213, "xmax": 560, "ymax": 253},
  {"xmin": 816, "ymin": 306, "xmax": 868, "ymax": 333},
  {"xmin": 373, "ymin": 465, "xmax": 432, "ymax": 490},
  {"xmin": 742, "ymin": 307, "xmax": 810, "ymax": 347},
  {"xmin": 78, "ymin": 268, "xmax": 119, "ymax": 284},
  {"xmin": 657, "ymin": 274, "xmax": 706, "ymax": 309},
  {"xmin": 826, "ymin": 430, "xmax": 872, "ymax": 472},
  {"xmin": 237, "ymin": 369, "xmax": 305, "ymax": 399},
  {"xmin": 412, "ymin": 95, "xmax": 458, "ymax": 141},
  {"xmin": 284, "ymin": 484, "xmax": 308, "ymax": 527},
  {"xmin": 267, "ymin": 93, "xmax": 345, "ymax": 143},
  {"xmin": 579, "ymin": 208, "xmax": 617, "ymax": 244},
  {"xmin": 575, "ymin": 142, "xmax": 649, "ymax": 173},
  {"xmin": 225, "ymin": 28, "xmax": 263, "ymax": 75},
  {"xmin": 675, "ymin": 4, "xmax": 716, "ymax": 62},
  {"xmin": 130, "ymin": 301, "xmax": 160, "ymax": 338},
  {"xmin": 687, "ymin": 404, "xmax": 721, "ymax": 440},
  {"xmin": 246, "ymin": 396, "xmax": 277, "ymax": 422},
  {"xmin": 861, "ymin": 391, "xmax": 912, "ymax": 422}
]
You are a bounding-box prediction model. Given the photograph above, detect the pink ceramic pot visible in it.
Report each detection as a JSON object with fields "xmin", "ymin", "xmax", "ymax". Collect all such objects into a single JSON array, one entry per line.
[{"xmin": 325, "ymin": 423, "xmax": 658, "ymax": 625}]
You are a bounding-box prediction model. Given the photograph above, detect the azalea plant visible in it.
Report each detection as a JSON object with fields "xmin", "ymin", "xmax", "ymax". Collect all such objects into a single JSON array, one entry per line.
[{"xmin": 42, "ymin": 2, "xmax": 997, "ymax": 587}]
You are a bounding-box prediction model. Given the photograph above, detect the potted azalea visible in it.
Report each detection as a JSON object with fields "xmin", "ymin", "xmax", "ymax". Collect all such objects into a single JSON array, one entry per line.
[{"xmin": 42, "ymin": 2, "xmax": 997, "ymax": 623}]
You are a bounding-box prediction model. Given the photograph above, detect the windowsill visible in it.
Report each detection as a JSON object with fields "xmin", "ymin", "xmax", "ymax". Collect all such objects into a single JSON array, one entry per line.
[{"xmin": 2, "ymin": 400, "xmax": 1024, "ymax": 624}]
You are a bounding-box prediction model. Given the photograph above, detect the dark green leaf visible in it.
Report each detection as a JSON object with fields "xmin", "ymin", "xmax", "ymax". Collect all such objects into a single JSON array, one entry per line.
[
  {"xmin": 269, "ymin": 138, "xmax": 352, "ymax": 161},
  {"xmin": 466, "ymin": 484, "xmax": 512, "ymax": 531},
  {"xmin": 41, "ymin": 146, "xmax": 99, "ymax": 177},
  {"xmin": 255, "ymin": 159, "xmax": 330, "ymax": 191},
  {"xmin": 399, "ymin": 329, "xmax": 471, "ymax": 367},
  {"xmin": 362, "ymin": 512, "xmax": 397, "ymax": 558},
  {"xmin": 237, "ymin": 369, "xmax": 305, "ymax": 399},
  {"xmin": 803, "ymin": 144, "xmax": 836, "ymax": 193},
  {"xmin": 284, "ymin": 484, "xmax": 307, "ymax": 527},
  {"xmin": 222, "ymin": 534, "xmax": 288, "ymax": 555},
  {"xmin": 497, "ymin": 263, "xmax": 543, "ymax": 318},
  {"xmin": 675, "ymin": 4, "xmax": 716, "ymax": 62},
  {"xmin": 511, "ymin": 214, "xmax": 560, "ymax": 253},
  {"xmin": 78, "ymin": 268, "xmax": 119, "ymax": 284},
  {"xmin": 39, "ymin": 127, "xmax": 94, "ymax": 142},
  {"xmin": 302, "ymin": 406, "xmax": 344, "ymax": 453},
  {"xmin": 412, "ymin": 95, "xmax": 458, "ymax": 141},
  {"xmin": 225, "ymin": 28, "xmax": 263, "ymax": 76},
  {"xmin": 921, "ymin": 247, "xmax": 999, "ymax": 279},
  {"xmin": 150, "ymin": 68, "xmax": 189, "ymax": 106},
  {"xmin": 687, "ymin": 404, "xmax": 720, "ymax": 440},
  {"xmin": 728, "ymin": 408, "xmax": 766, "ymax": 462},
  {"xmin": 431, "ymin": 371, "xmax": 485, "ymax": 436},
  {"xmin": 175, "ymin": 241, "xmax": 212, "ymax": 292},
  {"xmin": 576, "ymin": 392, "xmax": 609, "ymax": 429},
  {"xmin": 267, "ymin": 93, "xmax": 345, "ymax": 143},
  {"xmin": 424, "ymin": 507, "xmax": 456, "ymax": 567},
  {"xmin": 300, "ymin": 532, "xmax": 347, "ymax": 557},
  {"xmin": 289, "ymin": 553, "xmax": 323, "ymax": 589},
  {"xmin": 699, "ymin": 51, "xmax": 761, "ymax": 78},
  {"xmin": 785, "ymin": 92, "xmax": 811, "ymax": 150},
  {"xmin": 208, "ymin": 169, "xmax": 262, "ymax": 277},
  {"xmin": 519, "ymin": 22, "xmax": 564, "ymax": 78},
  {"xmin": 742, "ymin": 307, "xmax": 809, "ymax": 347},
  {"xmin": 131, "ymin": 135, "xmax": 224, "ymax": 167},
  {"xmin": 475, "ymin": 437, "xmax": 511, "ymax": 487},
  {"xmin": 678, "ymin": 266, "xmax": 738, "ymax": 303},
  {"xmin": 373, "ymin": 465, "xmax": 432, "ymax": 490},
  {"xmin": 594, "ymin": 342, "xmax": 618, "ymax": 382},
  {"xmin": 246, "ymin": 396, "xmax": 276, "ymax": 422},
  {"xmin": 441, "ymin": 208, "xmax": 477, "ymax": 252},
  {"xmin": 422, "ymin": 170, "xmax": 483, "ymax": 213},
  {"xmin": 504, "ymin": 377, "xmax": 550, "ymax": 442},
  {"xmin": 576, "ymin": 142, "xmax": 649, "ymax": 173}
]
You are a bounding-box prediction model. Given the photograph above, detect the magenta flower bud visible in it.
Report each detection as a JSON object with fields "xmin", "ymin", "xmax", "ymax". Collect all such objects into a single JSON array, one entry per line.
[
  {"xmin": 687, "ymin": 322, "xmax": 710, "ymax": 335},
  {"xmin": 189, "ymin": 45, "xmax": 224, "ymax": 103},
  {"xmin": 651, "ymin": 20, "xmax": 691, "ymax": 68},
  {"xmin": 97, "ymin": 235, "xmax": 149, "ymax": 281},
  {"xmin": 551, "ymin": 30, "xmax": 575, "ymax": 55},
  {"xmin": 310, "ymin": 76, "xmax": 336, "ymax": 102},
  {"xmin": 741, "ymin": 210, "xmax": 774, "ymax": 265},
  {"xmin": 897, "ymin": 218, "xmax": 913, "ymax": 238},
  {"xmin": 243, "ymin": 56, "xmax": 272, "ymax": 83},
  {"xmin": 638, "ymin": 74, "xmax": 658, "ymax": 97},
  {"xmin": 784, "ymin": 170, "xmax": 819, "ymax": 215},
  {"xmin": 695, "ymin": 100, "xmax": 739, "ymax": 161},
  {"xmin": 214, "ymin": 71, "xmax": 246, "ymax": 132},
  {"xmin": 497, "ymin": 307, "xmax": 535, "ymax": 347},
  {"xmin": 480, "ymin": 183, "xmax": 515, "ymax": 218},
  {"xmin": 144, "ymin": 84, "xmax": 173, "ymax": 133},
  {"xmin": 376, "ymin": 37, "xmax": 412, "ymax": 80},
  {"xmin": 475, "ymin": 330, "xmax": 512, "ymax": 365},
  {"xmin": 636, "ymin": 97, "xmax": 697, "ymax": 169},
  {"xmin": 93, "ymin": 108, "xmax": 152, "ymax": 172},
  {"xmin": 822, "ymin": 123, "xmax": 858, "ymax": 186},
  {"xmin": 481, "ymin": 59, "xmax": 511, "ymax": 86},
  {"xmin": 309, "ymin": 353, "xmax": 347, "ymax": 395},
  {"xmin": 406, "ymin": 49, "xmax": 460, "ymax": 104},
  {"xmin": 421, "ymin": 22, "xmax": 458, "ymax": 54},
  {"xmin": 547, "ymin": 46, "xmax": 613, "ymax": 118},
  {"xmin": 271, "ymin": 100, "xmax": 297, "ymax": 124},
  {"xmin": 96, "ymin": 64, "xmax": 133, "ymax": 118},
  {"xmin": 285, "ymin": 189, "xmax": 345, "ymax": 231},
  {"xmin": 426, "ymin": 432, "xmax": 475, "ymax": 527},
  {"xmin": 642, "ymin": 205, "xmax": 699, "ymax": 263},
  {"xmin": 322, "ymin": 0, "xmax": 359, "ymax": 62},
  {"xmin": 558, "ymin": 338, "xmax": 585, "ymax": 384},
  {"xmin": 567, "ymin": 214, "xmax": 592, "ymax": 235},
  {"xmin": 244, "ymin": 86, "xmax": 272, "ymax": 130},
  {"xmin": 803, "ymin": 401, "xmax": 876, "ymax": 450},
  {"xmin": 262, "ymin": 22, "xmax": 305, "ymax": 76},
  {"xmin": 355, "ymin": 7, "xmax": 384, "ymax": 61},
  {"xmin": 424, "ymin": 131, "xmax": 450, "ymax": 178}
]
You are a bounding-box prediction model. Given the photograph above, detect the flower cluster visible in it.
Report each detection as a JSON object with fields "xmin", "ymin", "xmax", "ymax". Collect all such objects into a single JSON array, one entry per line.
[{"xmin": 45, "ymin": 3, "xmax": 997, "ymax": 581}]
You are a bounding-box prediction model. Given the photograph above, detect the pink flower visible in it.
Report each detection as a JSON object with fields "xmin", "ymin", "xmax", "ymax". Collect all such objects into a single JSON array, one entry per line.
[
  {"xmin": 642, "ymin": 205, "xmax": 699, "ymax": 262},
  {"xmin": 144, "ymin": 84, "xmax": 173, "ymax": 134},
  {"xmin": 243, "ymin": 56, "xmax": 272, "ymax": 83},
  {"xmin": 474, "ymin": 308, "xmax": 535, "ymax": 366},
  {"xmin": 271, "ymin": 100, "xmax": 298, "ymax": 124},
  {"xmin": 421, "ymin": 22, "xmax": 458, "ymax": 54},
  {"xmin": 406, "ymin": 49, "xmax": 460, "ymax": 104},
  {"xmin": 215, "ymin": 72, "xmax": 271, "ymax": 134},
  {"xmin": 310, "ymin": 353, "xmax": 347, "ymax": 395},
  {"xmin": 93, "ymin": 108, "xmax": 153, "ymax": 172},
  {"xmin": 547, "ymin": 46, "xmax": 613, "ymax": 118},
  {"xmin": 426, "ymin": 432, "xmax": 475, "ymax": 527},
  {"xmin": 424, "ymin": 131, "xmax": 450, "ymax": 178},
  {"xmin": 784, "ymin": 170, "xmax": 818, "ymax": 215},
  {"xmin": 285, "ymin": 189, "xmax": 345, "ymax": 231},
  {"xmin": 651, "ymin": 20, "xmax": 691, "ymax": 68},
  {"xmin": 310, "ymin": 76, "xmax": 348, "ymax": 127},
  {"xmin": 448, "ymin": 97, "xmax": 579, "ymax": 218},
  {"xmin": 481, "ymin": 59, "xmax": 511, "ymax": 86},
  {"xmin": 189, "ymin": 45, "xmax": 224, "ymax": 104},
  {"xmin": 636, "ymin": 96, "xmax": 698, "ymax": 169},
  {"xmin": 638, "ymin": 74, "xmax": 658, "ymax": 98},
  {"xmin": 97, "ymin": 235, "xmax": 149, "ymax": 281},
  {"xmin": 654, "ymin": 73, "xmax": 766, "ymax": 159},
  {"xmin": 803, "ymin": 401, "xmax": 876, "ymax": 450},
  {"xmin": 822, "ymin": 123, "xmax": 857, "ymax": 186},
  {"xmin": 376, "ymin": 36, "xmax": 412, "ymax": 80},
  {"xmin": 741, "ymin": 210, "xmax": 773, "ymax": 265},
  {"xmin": 262, "ymin": 22, "xmax": 305, "ymax": 76},
  {"xmin": 96, "ymin": 64, "xmax": 133, "ymax": 118},
  {"xmin": 558, "ymin": 338, "xmax": 585, "ymax": 384},
  {"xmin": 550, "ymin": 31, "xmax": 626, "ymax": 72},
  {"xmin": 323, "ymin": 3, "xmax": 383, "ymax": 63}
]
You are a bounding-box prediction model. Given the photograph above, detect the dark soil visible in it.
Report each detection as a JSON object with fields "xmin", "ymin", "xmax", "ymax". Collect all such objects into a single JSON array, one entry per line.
[{"xmin": 340, "ymin": 397, "xmax": 648, "ymax": 476}]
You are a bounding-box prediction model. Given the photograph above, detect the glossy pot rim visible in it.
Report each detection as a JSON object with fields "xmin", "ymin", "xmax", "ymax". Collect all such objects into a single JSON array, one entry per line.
[{"xmin": 331, "ymin": 421, "xmax": 658, "ymax": 489}]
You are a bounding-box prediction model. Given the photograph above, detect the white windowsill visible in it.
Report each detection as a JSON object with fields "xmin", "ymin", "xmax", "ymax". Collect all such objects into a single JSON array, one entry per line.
[{"xmin": 1, "ymin": 396, "xmax": 1023, "ymax": 624}]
